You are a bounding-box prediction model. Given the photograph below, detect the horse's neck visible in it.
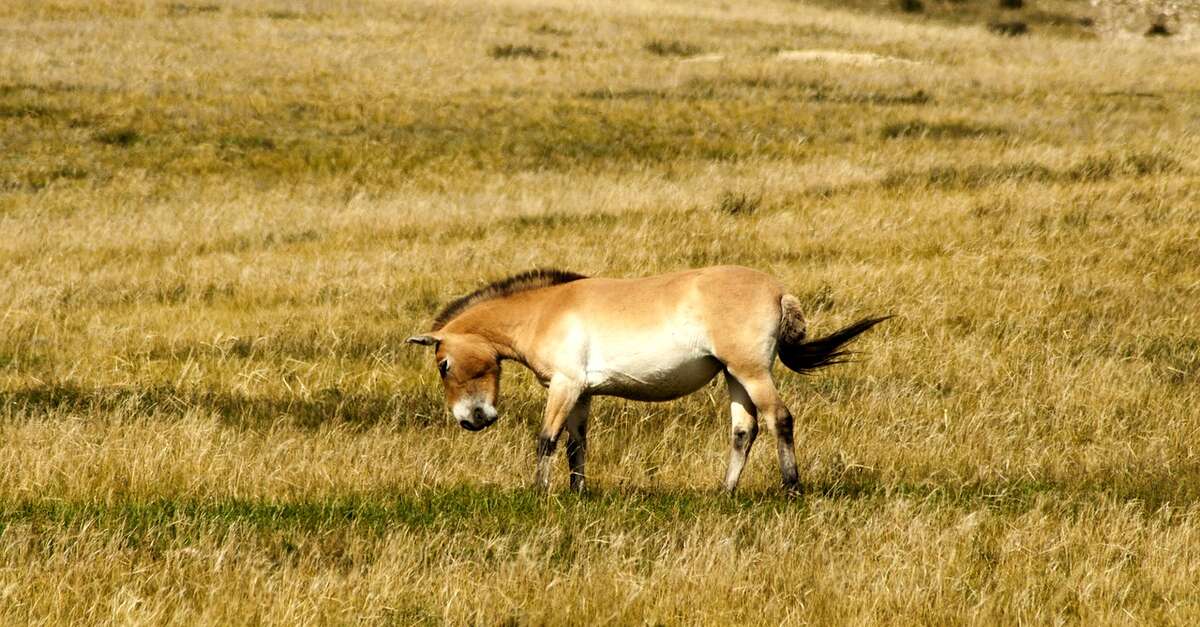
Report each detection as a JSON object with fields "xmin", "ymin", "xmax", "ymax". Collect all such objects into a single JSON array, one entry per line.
[{"xmin": 446, "ymin": 299, "xmax": 539, "ymax": 363}]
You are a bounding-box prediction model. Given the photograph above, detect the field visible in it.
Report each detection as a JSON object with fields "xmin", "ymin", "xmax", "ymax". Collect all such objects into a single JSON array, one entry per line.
[{"xmin": 2, "ymin": 0, "xmax": 1199, "ymax": 623}]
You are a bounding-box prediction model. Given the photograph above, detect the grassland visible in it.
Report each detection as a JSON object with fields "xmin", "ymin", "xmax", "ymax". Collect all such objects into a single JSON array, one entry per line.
[{"xmin": 2, "ymin": 0, "xmax": 1199, "ymax": 623}]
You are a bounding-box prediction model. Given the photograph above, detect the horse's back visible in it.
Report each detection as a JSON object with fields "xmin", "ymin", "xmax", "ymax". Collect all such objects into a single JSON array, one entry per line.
[{"xmin": 563, "ymin": 265, "xmax": 783, "ymax": 313}]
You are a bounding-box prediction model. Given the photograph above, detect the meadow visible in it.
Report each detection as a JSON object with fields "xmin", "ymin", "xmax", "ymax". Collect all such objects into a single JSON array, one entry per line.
[{"xmin": 1, "ymin": 0, "xmax": 1199, "ymax": 623}]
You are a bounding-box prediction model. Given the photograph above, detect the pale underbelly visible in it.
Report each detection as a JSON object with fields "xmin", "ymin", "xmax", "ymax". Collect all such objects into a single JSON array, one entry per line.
[{"xmin": 585, "ymin": 355, "xmax": 724, "ymax": 402}]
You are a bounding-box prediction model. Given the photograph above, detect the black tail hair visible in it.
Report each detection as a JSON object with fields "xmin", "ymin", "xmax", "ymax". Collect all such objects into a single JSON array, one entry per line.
[{"xmin": 778, "ymin": 316, "xmax": 892, "ymax": 374}]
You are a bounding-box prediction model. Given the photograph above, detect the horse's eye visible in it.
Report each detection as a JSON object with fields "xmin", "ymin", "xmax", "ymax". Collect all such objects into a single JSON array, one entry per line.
[{"xmin": 438, "ymin": 360, "xmax": 450, "ymax": 378}]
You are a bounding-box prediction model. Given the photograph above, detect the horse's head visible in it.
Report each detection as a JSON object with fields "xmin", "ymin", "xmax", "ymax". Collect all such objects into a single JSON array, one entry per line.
[{"xmin": 406, "ymin": 333, "xmax": 500, "ymax": 431}]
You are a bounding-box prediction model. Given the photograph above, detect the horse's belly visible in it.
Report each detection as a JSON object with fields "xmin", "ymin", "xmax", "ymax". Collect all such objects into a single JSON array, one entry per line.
[{"xmin": 585, "ymin": 352, "xmax": 723, "ymax": 402}]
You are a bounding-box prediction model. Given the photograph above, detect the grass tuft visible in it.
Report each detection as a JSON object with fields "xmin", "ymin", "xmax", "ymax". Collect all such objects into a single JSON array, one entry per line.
[
  {"xmin": 715, "ymin": 191, "xmax": 762, "ymax": 216},
  {"xmin": 219, "ymin": 135, "xmax": 277, "ymax": 151},
  {"xmin": 643, "ymin": 39, "xmax": 703, "ymax": 57},
  {"xmin": 988, "ymin": 20, "xmax": 1030, "ymax": 36},
  {"xmin": 1145, "ymin": 22, "xmax": 1172, "ymax": 37},
  {"xmin": 489, "ymin": 44, "xmax": 555, "ymax": 60},
  {"xmin": 264, "ymin": 10, "xmax": 312, "ymax": 20},
  {"xmin": 20, "ymin": 166, "xmax": 89, "ymax": 191},
  {"xmin": 166, "ymin": 3, "xmax": 220, "ymax": 16},
  {"xmin": 577, "ymin": 87, "xmax": 667, "ymax": 101},
  {"xmin": 881, "ymin": 161, "xmax": 1054, "ymax": 189},
  {"xmin": 530, "ymin": 23, "xmax": 572, "ymax": 37},
  {"xmin": 1064, "ymin": 151, "xmax": 1181, "ymax": 182},
  {"xmin": 881, "ymin": 119, "xmax": 1006, "ymax": 140},
  {"xmin": 0, "ymin": 103, "xmax": 57, "ymax": 118},
  {"xmin": 94, "ymin": 127, "xmax": 141, "ymax": 147},
  {"xmin": 880, "ymin": 151, "xmax": 1182, "ymax": 190}
]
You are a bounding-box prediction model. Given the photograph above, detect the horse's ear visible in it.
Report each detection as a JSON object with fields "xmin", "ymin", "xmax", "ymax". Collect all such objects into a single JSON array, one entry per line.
[{"xmin": 405, "ymin": 335, "xmax": 439, "ymax": 347}]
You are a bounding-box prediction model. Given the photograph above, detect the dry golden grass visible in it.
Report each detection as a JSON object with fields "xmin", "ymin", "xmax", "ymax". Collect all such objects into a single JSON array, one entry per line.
[{"xmin": 2, "ymin": 0, "xmax": 1199, "ymax": 623}]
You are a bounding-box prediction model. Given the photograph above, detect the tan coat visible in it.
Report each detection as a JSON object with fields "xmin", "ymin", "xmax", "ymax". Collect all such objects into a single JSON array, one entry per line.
[{"xmin": 407, "ymin": 265, "xmax": 887, "ymax": 492}]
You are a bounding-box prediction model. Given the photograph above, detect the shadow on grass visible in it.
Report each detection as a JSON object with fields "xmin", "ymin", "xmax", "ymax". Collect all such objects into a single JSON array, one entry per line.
[
  {"xmin": 577, "ymin": 78, "xmax": 931, "ymax": 107},
  {"xmin": 783, "ymin": 149, "xmax": 1184, "ymax": 202},
  {"xmin": 0, "ymin": 381, "xmax": 442, "ymax": 430},
  {"xmin": 5, "ymin": 473, "xmax": 1198, "ymax": 541}
]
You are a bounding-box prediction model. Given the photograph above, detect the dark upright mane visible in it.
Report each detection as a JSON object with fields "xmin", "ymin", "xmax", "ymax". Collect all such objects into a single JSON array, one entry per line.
[{"xmin": 431, "ymin": 269, "xmax": 587, "ymax": 331}]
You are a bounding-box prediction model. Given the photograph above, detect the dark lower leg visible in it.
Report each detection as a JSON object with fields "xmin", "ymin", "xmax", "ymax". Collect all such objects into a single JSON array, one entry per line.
[
  {"xmin": 534, "ymin": 435, "xmax": 557, "ymax": 490},
  {"xmin": 565, "ymin": 423, "xmax": 587, "ymax": 492},
  {"xmin": 773, "ymin": 410, "xmax": 800, "ymax": 491},
  {"xmin": 724, "ymin": 422, "xmax": 758, "ymax": 493}
]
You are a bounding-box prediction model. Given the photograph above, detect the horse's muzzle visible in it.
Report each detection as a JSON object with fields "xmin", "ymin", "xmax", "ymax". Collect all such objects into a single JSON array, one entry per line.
[{"xmin": 458, "ymin": 407, "xmax": 497, "ymax": 431}]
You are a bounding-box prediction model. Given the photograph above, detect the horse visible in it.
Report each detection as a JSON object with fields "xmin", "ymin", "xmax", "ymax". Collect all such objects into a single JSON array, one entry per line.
[{"xmin": 406, "ymin": 265, "xmax": 888, "ymax": 493}]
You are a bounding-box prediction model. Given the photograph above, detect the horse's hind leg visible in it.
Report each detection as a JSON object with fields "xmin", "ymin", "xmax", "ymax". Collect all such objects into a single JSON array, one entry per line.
[
  {"xmin": 723, "ymin": 372, "xmax": 759, "ymax": 493},
  {"xmin": 564, "ymin": 396, "xmax": 591, "ymax": 493},
  {"xmin": 727, "ymin": 369, "xmax": 800, "ymax": 492}
]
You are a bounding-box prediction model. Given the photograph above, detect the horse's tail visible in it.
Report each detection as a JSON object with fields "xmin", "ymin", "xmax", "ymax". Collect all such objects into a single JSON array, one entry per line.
[{"xmin": 776, "ymin": 295, "xmax": 891, "ymax": 375}]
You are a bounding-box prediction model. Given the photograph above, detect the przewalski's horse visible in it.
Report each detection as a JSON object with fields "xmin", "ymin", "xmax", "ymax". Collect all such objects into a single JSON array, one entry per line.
[{"xmin": 406, "ymin": 266, "xmax": 888, "ymax": 493}]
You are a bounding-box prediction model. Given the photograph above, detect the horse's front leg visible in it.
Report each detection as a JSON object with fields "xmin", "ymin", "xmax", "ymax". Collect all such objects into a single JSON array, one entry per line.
[
  {"xmin": 534, "ymin": 376, "xmax": 583, "ymax": 490},
  {"xmin": 564, "ymin": 396, "xmax": 592, "ymax": 493}
]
